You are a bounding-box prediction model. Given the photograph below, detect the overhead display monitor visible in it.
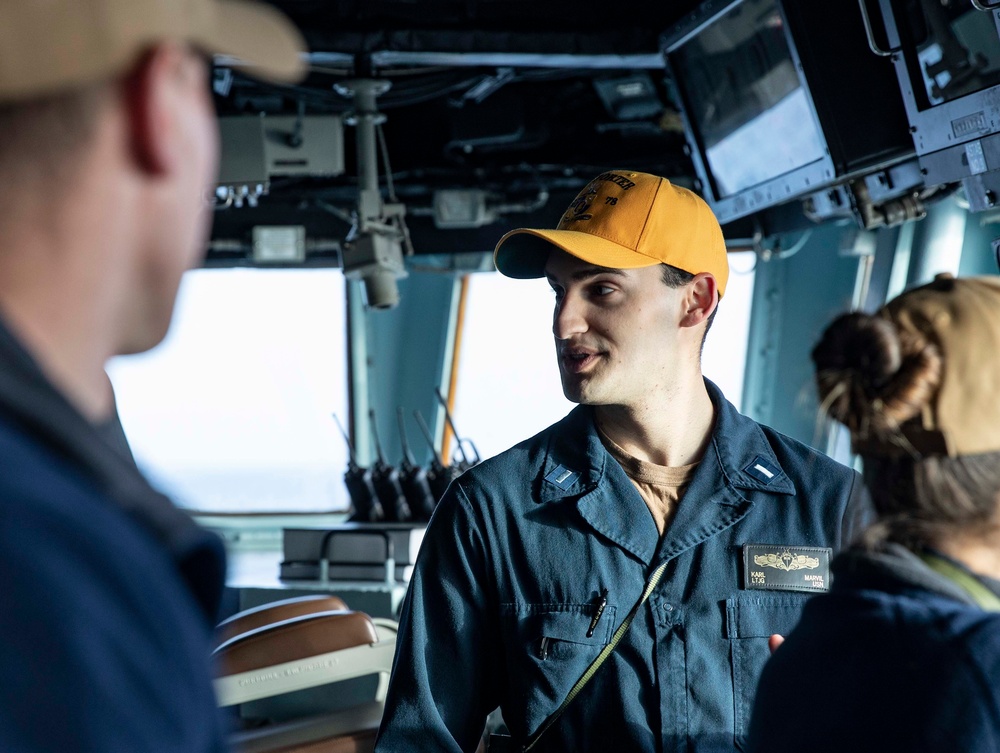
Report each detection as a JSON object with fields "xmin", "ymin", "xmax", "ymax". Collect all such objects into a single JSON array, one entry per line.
[
  {"xmin": 669, "ymin": 0, "xmax": 826, "ymax": 200},
  {"xmin": 664, "ymin": 0, "xmax": 914, "ymax": 224}
]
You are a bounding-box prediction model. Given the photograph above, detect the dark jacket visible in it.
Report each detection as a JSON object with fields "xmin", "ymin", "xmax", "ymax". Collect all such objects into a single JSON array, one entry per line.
[
  {"xmin": 747, "ymin": 543, "xmax": 1000, "ymax": 753},
  {"xmin": 376, "ymin": 381, "xmax": 868, "ymax": 753},
  {"xmin": 0, "ymin": 318, "xmax": 228, "ymax": 752}
]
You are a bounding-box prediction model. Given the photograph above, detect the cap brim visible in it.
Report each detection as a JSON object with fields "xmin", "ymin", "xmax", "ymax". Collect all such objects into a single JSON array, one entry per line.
[
  {"xmin": 199, "ymin": 0, "xmax": 307, "ymax": 84},
  {"xmin": 494, "ymin": 227, "xmax": 662, "ymax": 279}
]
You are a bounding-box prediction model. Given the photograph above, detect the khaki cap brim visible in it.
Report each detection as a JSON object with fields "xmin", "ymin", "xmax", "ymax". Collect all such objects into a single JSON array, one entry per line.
[
  {"xmin": 0, "ymin": 0, "xmax": 307, "ymax": 101},
  {"xmin": 196, "ymin": 0, "xmax": 307, "ymax": 84}
]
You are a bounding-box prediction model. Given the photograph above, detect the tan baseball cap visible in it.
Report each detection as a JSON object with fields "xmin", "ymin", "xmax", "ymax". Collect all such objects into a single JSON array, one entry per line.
[
  {"xmin": 864, "ymin": 274, "xmax": 1000, "ymax": 457},
  {"xmin": 493, "ymin": 170, "xmax": 729, "ymax": 297},
  {"xmin": 0, "ymin": 0, "xmax": 307, "ymax": 101}
]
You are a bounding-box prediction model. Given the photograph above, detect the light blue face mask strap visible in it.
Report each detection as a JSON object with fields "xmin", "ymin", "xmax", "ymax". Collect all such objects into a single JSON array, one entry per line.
[{"xmin": 920, "ymin": 552, "xmax": 1000, "ymax": 612}]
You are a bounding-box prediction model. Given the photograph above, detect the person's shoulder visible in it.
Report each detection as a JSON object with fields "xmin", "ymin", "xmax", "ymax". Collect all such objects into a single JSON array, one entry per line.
[
  {"xmin": 824, "ymin": 571, "xmax": 1000, "ymax": 650},
  {"xmin": 751, "ymin": 419, "xmax": 856, "ymax": 483},
  {"xmin": 874, "ymin": 595, "xmax": 1000, "ymax": 707},
  {"xmin": 928, "ymin": 598, "xmax": 1000, "ymax": 653},
  {"xmin": 0, "ymin": 415, "xmax": 167, "ymax": 574},
  {"xmin": 0, "ymin": 417, "xmax": 224, "ymax": 750},
  {"xmin": 709, "ymin": 380, "xmax": 854, "ymax": 484},
  {"xmin": 456, "ymin": 414, "xmax": 570, "ymax": 485},
  {"xmin": 436, "ymin": 413, "xmax": 588, "ymax": 521},
  {"xmin": 0, "ymin": 416, "xmax": 96, "ymax": 517},
  {"xmin": 947, "ymin": 609, "xmax": 1000, "ymax": 694},
  {"xmin": 753, "ymin": 420, "xmax": 837, "ymax": 463}
]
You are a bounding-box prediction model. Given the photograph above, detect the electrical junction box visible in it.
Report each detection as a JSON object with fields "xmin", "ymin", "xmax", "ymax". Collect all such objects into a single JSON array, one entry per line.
[
  {"xmin": 432, "ymin": 189, "xmax": 496, "ymax": 229},
  {"xmin": 252, "ymin": 226, "xmax": 307, "ymax": 264},
  {"xmin": 263, "ymin": 115, "xmax": 345, "ymax": 177}
]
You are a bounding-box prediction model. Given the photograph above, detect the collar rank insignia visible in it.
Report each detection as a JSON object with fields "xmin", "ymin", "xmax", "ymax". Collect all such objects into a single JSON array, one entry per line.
[
  {"xmin": 743, "ymin": 544, "xmax": 832, "ymax": 592},
  {"xmin": 544, "ymin": 464, "xmax": 579, "ymax": 490},
  {"xmin": 743, "ymin": 455, "xmax": 783, "ymax": 485}
]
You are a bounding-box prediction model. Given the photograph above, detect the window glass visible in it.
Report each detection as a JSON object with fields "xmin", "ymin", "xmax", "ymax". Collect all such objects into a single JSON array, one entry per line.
[
  {"xmin": 453, "ymin": 252, "xmax": 757, "ymax": 462},
  {"xmin": 702, "ymin": 251, "xmax": 757, "ymax": 408},
  {"xmin": 453, "ymin": 275, "xmax": 572, "ymax": 462},
  {"xmin": 107, "ymin": 269, "xmax": 349, "ymax": 513}
]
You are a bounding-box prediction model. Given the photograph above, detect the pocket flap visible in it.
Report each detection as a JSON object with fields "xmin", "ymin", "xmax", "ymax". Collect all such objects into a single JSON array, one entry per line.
[
  {"xmin": 726, "ymin": 592, "xmax": 810, "ymax": 638},
  {"xmin": 521, "ymin": 604, "xmax": 617, "ymax": 646}
]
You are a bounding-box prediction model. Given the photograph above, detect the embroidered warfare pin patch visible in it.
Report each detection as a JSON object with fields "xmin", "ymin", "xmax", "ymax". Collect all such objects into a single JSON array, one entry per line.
[{"xmin": 742, "ymin": 544, "xmax": 832, "ymax": 593}]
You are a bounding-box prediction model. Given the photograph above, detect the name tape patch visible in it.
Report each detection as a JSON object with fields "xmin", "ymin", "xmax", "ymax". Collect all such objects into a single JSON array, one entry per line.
[
  {"xmin": 544, "ymin": 464, "xmax": 579, "ymax": 490},
  {"xmin": 743, "ymin": 544, "xmax": 832, "ymax": 593}
]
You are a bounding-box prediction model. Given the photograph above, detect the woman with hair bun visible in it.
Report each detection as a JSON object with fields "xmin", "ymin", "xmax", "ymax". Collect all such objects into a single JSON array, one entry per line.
[{"xmin": 747, "ymin": 273, "xmax": 1000, "ymax": 753}]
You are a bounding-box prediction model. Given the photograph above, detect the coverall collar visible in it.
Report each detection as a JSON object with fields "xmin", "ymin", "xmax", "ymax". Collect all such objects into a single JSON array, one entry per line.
[{"xmin": 537, "ymin": 379, "xmax": 795, "ymax": 563}]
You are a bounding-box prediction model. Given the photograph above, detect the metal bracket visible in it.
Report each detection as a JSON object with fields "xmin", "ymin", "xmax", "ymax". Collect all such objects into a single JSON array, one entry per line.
[{"xmin": 858, "ymin": 0, "xmax": 900, "ymax": 57}]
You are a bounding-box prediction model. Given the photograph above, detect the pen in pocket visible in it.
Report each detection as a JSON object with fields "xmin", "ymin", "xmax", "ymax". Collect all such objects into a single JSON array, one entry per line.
[{"xmin": 587, "ymin": 588, "xmax": 609, "ymax": 638}]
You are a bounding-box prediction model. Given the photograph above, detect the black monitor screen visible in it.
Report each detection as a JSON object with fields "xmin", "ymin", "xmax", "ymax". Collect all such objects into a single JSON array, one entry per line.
[
  {"xmin": 670, "ymin": 0, "xmax": 826, "ymax": 198},
  {"xmin": 894, "ymin": 0, "xmax": 1000, "ymax": 110}
]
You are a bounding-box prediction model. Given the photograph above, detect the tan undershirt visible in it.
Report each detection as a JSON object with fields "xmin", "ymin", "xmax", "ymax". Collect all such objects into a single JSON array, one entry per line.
[{"xmin": 599, "ymin": 429, "xmax": 698, "ymax": 536}]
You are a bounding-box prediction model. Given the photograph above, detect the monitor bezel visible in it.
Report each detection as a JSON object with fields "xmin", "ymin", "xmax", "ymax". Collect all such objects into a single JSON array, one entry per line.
[{"xmin": 663, "ymin": 0, "xmax": 837, "ymax": 224}]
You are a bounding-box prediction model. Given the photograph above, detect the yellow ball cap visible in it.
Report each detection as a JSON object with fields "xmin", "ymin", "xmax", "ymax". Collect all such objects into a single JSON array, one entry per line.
[{"xmin": 494, "ymin": 170, "xmax": 729, "ymax": 298}]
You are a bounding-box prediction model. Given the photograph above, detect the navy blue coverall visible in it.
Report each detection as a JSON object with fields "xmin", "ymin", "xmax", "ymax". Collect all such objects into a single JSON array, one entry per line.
[{"xmin": 376, "ymin": 381, "xmax": 869, "ymax": 752}]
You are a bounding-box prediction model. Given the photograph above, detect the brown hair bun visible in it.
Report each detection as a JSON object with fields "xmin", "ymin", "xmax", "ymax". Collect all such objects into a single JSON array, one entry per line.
[{"xmin": 811, "ymin": 312, "xmax": 942, "ymax": 438}]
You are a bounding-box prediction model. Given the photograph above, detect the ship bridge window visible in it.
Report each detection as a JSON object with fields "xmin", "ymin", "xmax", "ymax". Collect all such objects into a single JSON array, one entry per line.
[
  {"xmin": 107, "ymin": 269, "xmax": 349, "ymax": 514},
  {"xmin": 451, "ymin": 252, "xmax": 757, "ymax": 462}
]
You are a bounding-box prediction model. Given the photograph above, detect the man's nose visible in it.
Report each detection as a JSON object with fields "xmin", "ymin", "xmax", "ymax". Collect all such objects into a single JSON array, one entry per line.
[{"xmin": 553, "ymin": 293, "xmax": 588, "ymax": 340}]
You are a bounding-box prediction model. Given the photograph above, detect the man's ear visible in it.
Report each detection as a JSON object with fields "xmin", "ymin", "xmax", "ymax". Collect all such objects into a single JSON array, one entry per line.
[
  {"xmin": 679, "ymin": 272, "xmax": 718, "ymax": 329},
  {"xmin": 122, "ymin": 43, "xmax": 191, "ymax": 176}
]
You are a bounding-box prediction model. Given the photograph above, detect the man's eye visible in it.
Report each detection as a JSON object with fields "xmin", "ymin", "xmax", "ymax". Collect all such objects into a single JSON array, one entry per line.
[{"xmin": 592, "ymin": 285, "xmax": 615, "ymax": 296}]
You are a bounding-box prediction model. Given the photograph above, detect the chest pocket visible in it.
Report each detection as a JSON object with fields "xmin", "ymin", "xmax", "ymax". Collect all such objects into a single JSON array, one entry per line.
[
  {"xmin": 500, "ymin": 602, "xmax": 617, "ymax": 736},
  {"xmin": 726, "ymin": 592, "xmax": 810, "ymax": 750}
]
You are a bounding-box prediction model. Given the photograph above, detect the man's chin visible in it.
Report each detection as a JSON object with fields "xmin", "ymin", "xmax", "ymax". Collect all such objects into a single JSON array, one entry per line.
[
  {"xmin": 560, "ymin": 381, "xmax": 596, "ymax": 406},
  {"xmin": 117, "ymin": 316, "xmax": 173, "ymax": 356}
]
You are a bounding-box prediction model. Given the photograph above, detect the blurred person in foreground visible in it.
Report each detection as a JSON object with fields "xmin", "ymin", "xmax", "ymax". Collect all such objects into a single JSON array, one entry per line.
[
  {"xmin": 0, "ymin": 1, "xmax": 305, "ymax": 750},
  {"xmin": 748, "ymin": 273, "xmax": 1000, "ymax": 752}
]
